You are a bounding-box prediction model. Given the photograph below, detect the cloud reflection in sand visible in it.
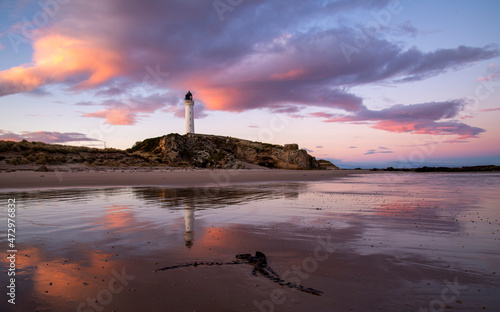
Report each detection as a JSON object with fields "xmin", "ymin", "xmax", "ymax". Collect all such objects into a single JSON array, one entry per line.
[{"xmin": 0, "ymin": 173, "xmax": 499, "ymax": 311}]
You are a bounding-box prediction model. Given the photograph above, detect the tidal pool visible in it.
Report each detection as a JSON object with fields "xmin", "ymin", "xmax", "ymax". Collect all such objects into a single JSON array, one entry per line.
[{"xmin": 1, "ymin": 172, "xmax": 499, "ymax": 311}]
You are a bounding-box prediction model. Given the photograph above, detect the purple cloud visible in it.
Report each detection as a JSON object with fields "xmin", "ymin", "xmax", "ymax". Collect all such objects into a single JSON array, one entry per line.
[
  {"xmin": 364, "ymin": 148, "xmax": 394, "ymax": 155},
  {"xmin": 82, "ymin": 92, "xmax": 208, "ymax": 125},
  {"xmin": 0, "ymin": 0, "xmax": 497, "ymax": 120},
  {"xmin": 82, "ymin": 94, "xmax": 167, "ymax": 125},
  {"xmin": 312, "ymin": 99, "xmax": 485, "ymax": 139},
  {"xmin": 0, "ymin": 130, "xmax": 99, "ymax": 143}
]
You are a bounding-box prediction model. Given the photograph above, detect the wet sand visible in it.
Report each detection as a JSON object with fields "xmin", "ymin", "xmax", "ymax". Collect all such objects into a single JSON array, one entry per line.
[
  {"xmin": 0, "ymin": 173, "xmax": 499, "ymax": 311},
  {"xmin": 0, "ymin": 168, "xmax": 364, "ymax": 189}
]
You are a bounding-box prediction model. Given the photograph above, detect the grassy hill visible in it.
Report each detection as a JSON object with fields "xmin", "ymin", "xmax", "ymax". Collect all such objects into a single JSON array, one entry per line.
[{"xmin": 0, "ymin": 140, "xmax": 159, "ymax": 168}]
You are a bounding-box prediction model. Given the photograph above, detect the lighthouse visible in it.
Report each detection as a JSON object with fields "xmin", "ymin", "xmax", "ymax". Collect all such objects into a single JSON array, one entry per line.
[{"xmin": 184, "ymin": 91, "xmax": 194, "ymax": 134}]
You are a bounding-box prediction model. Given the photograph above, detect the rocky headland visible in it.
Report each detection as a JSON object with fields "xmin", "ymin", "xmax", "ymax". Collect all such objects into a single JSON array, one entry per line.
[
  {"xmin": 0, "ymin": 134, "xmax": 333, "ymax": 170},
  {"xmin": 128, "ymin": 133, "xmax": 324, "ymax": 170}
]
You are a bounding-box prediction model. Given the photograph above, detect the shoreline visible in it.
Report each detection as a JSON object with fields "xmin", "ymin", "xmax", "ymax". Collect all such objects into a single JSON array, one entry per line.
[{"xmin": 0, "ymin": 168, "xmax": 367, "ymax": 190}]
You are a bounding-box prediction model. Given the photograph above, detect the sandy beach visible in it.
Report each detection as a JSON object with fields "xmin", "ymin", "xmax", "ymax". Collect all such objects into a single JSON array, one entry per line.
[
  {"xmin": 1, "ymin": 172, "xmax": 499, "ymax": 312},
  {"xmin": 1, "ymin": 172, "xmax": 499, "ymax": 311},
  {"xmin": 0, "ymin": 168, "xmax": 365, "ymax": 190}
]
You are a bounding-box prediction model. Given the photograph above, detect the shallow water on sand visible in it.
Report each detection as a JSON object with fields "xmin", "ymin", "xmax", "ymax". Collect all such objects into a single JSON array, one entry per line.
[{"xmin": 1, "ymin": 172, "xmax": 499, "ymax": 311}]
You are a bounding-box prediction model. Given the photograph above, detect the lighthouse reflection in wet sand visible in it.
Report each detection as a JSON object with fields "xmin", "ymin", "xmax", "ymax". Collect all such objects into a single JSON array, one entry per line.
[{"xmin": 184, "ymin": 203, "xmax": 194, "ymax": 248}]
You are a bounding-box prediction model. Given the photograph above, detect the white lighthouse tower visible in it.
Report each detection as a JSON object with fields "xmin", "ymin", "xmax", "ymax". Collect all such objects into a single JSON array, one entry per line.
[{"xmin": 184, "ymin": 91, "xmax": 194, "ymax": 134}]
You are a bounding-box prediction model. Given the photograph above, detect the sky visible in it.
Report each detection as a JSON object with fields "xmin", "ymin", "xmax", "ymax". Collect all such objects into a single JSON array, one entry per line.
[{"xmin": 0, "ymin": 0, "xmax": 499, "ymax": 168}]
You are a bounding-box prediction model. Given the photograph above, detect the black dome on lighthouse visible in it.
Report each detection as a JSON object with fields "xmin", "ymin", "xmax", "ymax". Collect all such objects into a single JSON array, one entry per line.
[{"xmin": 185, "ymin": 91, "xmax": 193, "ymax": 101}]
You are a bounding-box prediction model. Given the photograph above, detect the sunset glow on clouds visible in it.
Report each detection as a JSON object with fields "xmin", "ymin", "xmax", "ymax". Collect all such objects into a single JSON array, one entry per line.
[
  {"xmin": 311, "ymin": 100, "xmax": 485, "ymax": 141},
  {"xmin": 0, "ymin": 0, "xmax": 499, "ymax": 167},
  {"xmin": 0, "ymin": 33, "xmax": 125, "ymax": 95},
  {"xmin": 81, "ymin": 94, "xmax": 168, "ymax": 125}
]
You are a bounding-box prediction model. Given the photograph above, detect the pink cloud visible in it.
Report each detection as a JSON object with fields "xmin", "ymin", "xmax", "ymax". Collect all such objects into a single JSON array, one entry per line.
[
  {"xmin": 82, "ymin": 92, "xmax": 208, "ymax": 125},
  {"xmin": 83, "ymin": 109, "xmax": 136, "ymax": 126},
  {"xmin": 476, "ymin": 64, "xmax": 499, "ymax": 81},
  {"xmin": 82, "ymin": 95, "xmax": 168, "ymax": 125},
  {"xmin": 372, "ymin": 120, "xmax": 418, "ymax": 133},
  {"xmin": 480, "ymin": 107, "xmax": 500, "ymax": 112},
  {"xmin": 0, "ymin": 33, "xmax": 125, "ymax": 96},
  {"xmin": 311, "ymin": 100, "xmax": 485, "ymax": 140},
  {"xmin": 310, "ymin": 112, "xmax": 336, "ymax": 119}
]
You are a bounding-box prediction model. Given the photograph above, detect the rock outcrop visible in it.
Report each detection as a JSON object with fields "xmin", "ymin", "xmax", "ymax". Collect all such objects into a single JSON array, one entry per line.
[
  {"xmin": 317, "ymin": 159, "xmax": 340, "ymax": 170},
  {"xmin": 129, "ymin": 133, "xmax": 322, "ymax": 170}
]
